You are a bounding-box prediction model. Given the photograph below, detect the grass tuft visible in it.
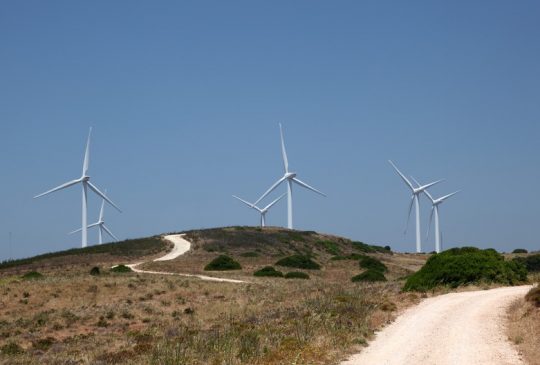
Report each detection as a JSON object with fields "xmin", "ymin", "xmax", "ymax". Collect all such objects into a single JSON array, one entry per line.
[{"xmin": 21, "ymin": 271, "xmax": 44, "ymax": 280}]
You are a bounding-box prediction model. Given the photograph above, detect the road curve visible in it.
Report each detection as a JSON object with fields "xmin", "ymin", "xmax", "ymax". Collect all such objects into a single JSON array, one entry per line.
[
  {"xmin": 341, "ymin": 285, "xmax": 531, "ymax": 365},
  {"xmin": 126, "ymin": 234, "xmax": 247, "ymax": 283}
]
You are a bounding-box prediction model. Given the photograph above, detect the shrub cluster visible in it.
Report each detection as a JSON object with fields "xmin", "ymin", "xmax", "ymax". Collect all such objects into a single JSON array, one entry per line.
[
  {"xmin": 21, "ymin": 271, "xmax": 44, "ymax": 280},
  {"xmin": 359, "ymin": 256, "xmax": 387, "ymax": 273},
  {"xmin": 403, "ymin": 247, "xmax": 528, "ymax": 292},
  {"xmin": 275, "ymin": 255, "xmax": 321, "ymax": 270},
  {"xmin": 110, "ymin": 265, "xmax": 133, "ymax": 273},
  {"xmin": 351, "ymin": 270, "xmax": 386, "ymax": 282},
  {"xmin": 204, "ymin": 255, "xmax": 241, "ymax": 271},
  {"xmin": 352, "ymin": 241, "xmax": 392, "ymax": 254},
  {"xmin": 331, "ymin": 253, "xmax": 365, "ymax": 261},
  {"xmin": 253, "ymin": 266, "xmax": 283, "ymax": 277},
  {"xmin": 525, "ymin": 286, "xmax": 540, "ymax": 307},
  {"xmin": 284, "ymin": 271, "xmax": 310, "ymax": 279},
  {"xmin": 90, "ymin": 267, "xmax": 100, "ymax": 276},
  {"xmin": 512, "ymin": 248, "xmax": 528, "ymax": 254},
  {"xmin": 513, "ymin": 254, "xmax": 540, "ymax": 272}
]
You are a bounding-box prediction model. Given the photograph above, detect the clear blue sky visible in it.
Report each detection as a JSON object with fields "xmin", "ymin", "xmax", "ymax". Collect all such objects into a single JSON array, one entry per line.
[{"xmin": 1, "ymin": 1, "xmax": 539, "ymax": 260}]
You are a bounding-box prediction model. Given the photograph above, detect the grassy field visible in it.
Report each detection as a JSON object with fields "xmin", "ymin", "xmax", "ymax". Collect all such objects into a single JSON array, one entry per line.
[{"xmin": 0, "ymin": 227, "xmax": 426, "ymax": 364}]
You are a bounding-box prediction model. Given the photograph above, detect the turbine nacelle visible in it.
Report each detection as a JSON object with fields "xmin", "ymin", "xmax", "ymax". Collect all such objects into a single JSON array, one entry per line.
[{"xmin": 284, "ymin": 172, "xmax": 297, "ymax": 179}]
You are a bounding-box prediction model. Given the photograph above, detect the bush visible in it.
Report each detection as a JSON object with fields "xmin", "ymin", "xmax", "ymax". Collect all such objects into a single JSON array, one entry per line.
[
  {"xmin": 90, "ymin": 267, "xmax": 100, "ymax": 276},
  {"xmin": 285, "ymin": 271, "xmax": 310, "ymax": 279},
  {"xmin": 525, "ymin": 286, "xmax": 540, "ymax": 307},
  {"xmin": 240, "ymin": 252, "xmax": 259, "ymax": 257},
  {"xmin": 204, "ymin": 255, "xmax": 241, "ymax": 271},
  {"xmin": 317, "ymin": 240, "xmax": 341, "ymax": 255},
  {"xmin": 403, "ymin": 247, "xmax": 528, "ymax": 292},
  {"xmin": 331, "ymin": 254, "xmax": 365, "ymax": 261},
  {"xmin": 275, "ymin": 255, "xmax": 321, "ymax": 270},
  {"xmin": 0, "ymin": 342, "xmax": 24, "ymax": 355},
  {"xmin": 22, "ymin": 271, "xmax": 44, "ymax": 280},
  {"xmin": 352, "ymin": 241, "xmax": 392, "ymax": 254},
  {"xmin": 359, "ymin": 256, "xmax": 387, "ymax": 273},
  {"xmin": 110, "ymin": 265, "xmax": 133, "ymax": 273},
  {"xmin": 513, "ymin": 254, "xmax": 540, "ymax": 272},
  {"xmin": 512, "ymin": 249, "xmax": 528, "ymax": 254},
  {"xmin": 351, "ymin": 270, "xmax": 387, "ymax": 282},
  {"xmin": 254, "ymin": 266, "xmax": 283, "ymax": 277}
]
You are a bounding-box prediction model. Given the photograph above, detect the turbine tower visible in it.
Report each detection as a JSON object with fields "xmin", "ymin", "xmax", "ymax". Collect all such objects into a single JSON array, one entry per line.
[
  {"xmin": 254, "ymin": 123, "xmax": 325, "ymax": 229},
  {"xmin": 69, "ymin": 192, "xmax": 119, "ymax": 244},
  {"xmin": 34, "ymin": 128, "xmax": 121, "ymax": 248},
  {"xmin": 388, "ymin": 160, "xmax": 443, "ymax": 253},
  {"xmin": 232, "ymin": 193, "xmax": 286, "ymax": 227},
  {"xmin": 412, "ymin": 177, "xmax": 459, "ymax": 253}
]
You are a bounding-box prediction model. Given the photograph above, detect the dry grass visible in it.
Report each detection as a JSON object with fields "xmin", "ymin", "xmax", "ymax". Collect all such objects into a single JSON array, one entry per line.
[
  {"xmin": 507, "ymin": 284, "xmax": 540, "ymax": 365},
  {"xmin": 0, "ymin": 227, "xmax": 427, "ymax": 364}
]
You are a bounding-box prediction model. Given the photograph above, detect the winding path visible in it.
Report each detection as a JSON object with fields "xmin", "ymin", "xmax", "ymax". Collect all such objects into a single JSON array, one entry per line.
[
  {"xmin": 125, "ymin": 234, "xmax": 246, "ymax": 283},
  {"xmin": 341, "ymin": 285, "xmax": 531, "ymax": 365}
]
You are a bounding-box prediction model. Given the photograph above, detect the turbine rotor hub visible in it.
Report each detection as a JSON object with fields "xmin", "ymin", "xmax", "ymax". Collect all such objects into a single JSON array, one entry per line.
[{"xmin": 285, "ymin": 172, "xmax": 297, "ymax": 179}]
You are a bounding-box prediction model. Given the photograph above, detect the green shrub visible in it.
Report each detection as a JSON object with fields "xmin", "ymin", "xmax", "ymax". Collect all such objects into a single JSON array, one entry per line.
[
  {"xmin": 90, "ymin": 267, "xmax": 100, "ymax": 276},
  {"xmin": 513, "ymin": 254, "xmax": 540, "ymax": 272},
  {"xmin": 403, "ymin": 247, "xmax": 528, "ymax": 292},
  {"xmin": 275, "ymin": 255, "xmax": 321, "ymax": 270},
  {"xmin": 285, "ymin": 271, "xmax": 310, "ymax": 279},
  {"xmin": 351, "ymin": 270, "xmax": 387, "ymax": 282},
  {"xmin": 525, "ymin": 286, "xmax": 540, "ymax": 307},
  {"xmin": 22, "ymin": 271, "xmax": 44, "ymax": 280},
  {"xmin": 240, "ymin": 251, "xmax": 259, "ymax": 257},
  {"xmin": 253, "ymin": 266, "xmax": 283, "ymax": 277},
  {"xmin": 317, "ymin": 240, "xmax": 341, "ymax": 255},
  {"xmin": 204, "ymin": 255, "xmax": 241, "ymax": 271},
  {"xmin": 352, "ymin": 241, "xmax": 391, "ymax": 254},
  {"xmin": 0, "ymin": 342, "xmax": 24, "ymax": 355},
  {"xmin": 359, "ymin": 256, "xmax": 387, "ymax": 273},
  {"xmin": 512, "ymin": 248, "xmax": 528, "ymax": 254},
  {"xmin": 110, "ymin": 265, "xmax": 133, "ymax": 273},
  {"xmin": 331, "ymin": 254, "xmax": 365, "ymax": 261}
]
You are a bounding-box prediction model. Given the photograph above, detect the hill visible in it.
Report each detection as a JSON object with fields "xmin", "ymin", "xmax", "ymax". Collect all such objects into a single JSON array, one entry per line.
[{"xmin": 0, "ymin": 227, "xmax": 426, "ymax": 365}]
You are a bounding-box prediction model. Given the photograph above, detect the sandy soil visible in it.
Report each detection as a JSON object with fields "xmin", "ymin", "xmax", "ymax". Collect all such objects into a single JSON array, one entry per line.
[
  {"xmin": 341, "ymin": 285, "xmax": 532, "ymax": 365},
  {"xmin": 126, "ymin": 234, "xmax": 247, "ymax": 283}
]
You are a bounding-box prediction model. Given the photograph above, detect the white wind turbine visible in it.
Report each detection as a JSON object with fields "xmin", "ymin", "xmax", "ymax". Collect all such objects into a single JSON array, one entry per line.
[
  {"xmin": 34, "ymin": 128, "xmax": 121, "ymax": 248},
  {"xmin": 388, "ymin": 160, "xmax": 443, "ymax": 253},
  {"xmin": 233, "ymin": 193, "xmax": 286, "ymax": 227},
  {"xmin": 412, "ymin": 177, "xmax": 459, "ymax": 253},
  {"xmin": 253, "ymin": 123, "xmax": 326, "ymax": 229},
  {"xmin": 69, "ymin": 192, "xmax": 119, "ymax": 245}
]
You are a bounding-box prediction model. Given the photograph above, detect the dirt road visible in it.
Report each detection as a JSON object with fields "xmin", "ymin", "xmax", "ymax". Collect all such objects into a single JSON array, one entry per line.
[
  {"xmin": 125, "ymin": 234, "xmax": 247, "ymax": 283},
  {"xmin": 341, "ymin": 285, "xmax": 531, "ymax": 365}
]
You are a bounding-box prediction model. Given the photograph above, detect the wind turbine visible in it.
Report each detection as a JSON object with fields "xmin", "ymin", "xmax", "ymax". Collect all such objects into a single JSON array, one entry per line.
[
  {"xmin": 388, "ymin": 160, "xmax": 443, "ymax": 253},
  {"xmin": 253, "ymin": 123, "xmax": 326, "ymax": 229},
  {"xmin": 34, "ymin": 128, "xmax": 121, "ymax": 248},
  {"xmin": 232, "ymin": 193, "xmax": 286, "ymax": 227},
  {"xmin": 69, "ymin": 192, "xmax": 119, "ymax": 245},
  {"xmin": 412, "ymin": 177, "xmax": 459, "ymax": 253}
]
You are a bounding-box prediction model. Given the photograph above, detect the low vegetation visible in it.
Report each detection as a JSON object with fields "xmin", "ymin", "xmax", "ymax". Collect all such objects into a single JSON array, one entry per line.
[
  {"xmin": 352, "ymin": 270, "xmax": 387, "ymax": 282},
  {"xmin": 403, "ymin": 247, "xmax": 528, "ymax": 291},
  {"xmin": 204, "ymin": 255, "xmax": 242, "ymax": 271},
  {"xmin": 275, "ymin": 255, "xmax": 321, "ymax": 270},
  {"xmin": 110, "ymin": 264, "xmax": 133, "ymax": 273},
  {"xmin": 513, "ymin": 254, "xmax": 540, "ymax": 272},
  {"xmin": 525, "ymin": 286, "xmax": 540, "ymax": 307},
  {"xmin": 507, "ymin": 284, "xmax": 540, "ymax": 365},
  {"xmin": 253, "ymin": 266, "xmax": 283, "ymax": 277},
  {"xmin": 21, "ymin": 271, "xmax": 44, "ymax": 280},
  {"xmin": 512, "ymin": 248, "xmax": 528, "ymax": 254},
  {"xmin": 352, "ymin": 241, "xmax": 392, "ymax": 254},
  {"xmin": 359, "ymin": 256, "xmax": 388, "ymax": 273},
  {"xmin": 284, "ymin": 271, "xmax": 310, "ymax": 279}
]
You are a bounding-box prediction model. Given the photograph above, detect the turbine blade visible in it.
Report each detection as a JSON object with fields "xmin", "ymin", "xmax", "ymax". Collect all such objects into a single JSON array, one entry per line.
[
  {"xmin": 418, "ymin": 179, "xmax": 445, "ymax": 192},
  {"xmin": 68, "ymin": 228, "xmax": 83, "ymax": 235},
  {"xmin": 102, "ymin": 224, "xmax": 118, "ymax": 241},
  {"xmin": 86, "ymin": 181, "xmax": 122, "ymax": 212},
  {"xmin": 439, "ymin": 190, "xmax": 461, "ymax": 202},
  {"xmin": 253, "ymin": 176, "xmax": 287, "ymax": 206},
  {"xmin": 412, "ymin": 176, "xmax": 435, "ymax": 203},
  {"xmin": 34, "ymin": 178, "xmax": 81, "ymax": 199},
  {"xmin": 83, "ymin": 127, "xmax": 92, "ymax": 176},
  {"xmin": 87, "ymin": 222, "xmax": 100, "ymax": 228},
  {"xmin": 279, "ymin": 123, "xmax": 289, "ymax": 173},
  {"xmin": 263, "ymin": 192, "xmax": 287, "ymax": 211},
  {"xmin": 404, "ymin": 195, "xmax": 414, "ymax": 234},
  {"xmin": 232, "ymin": 195, "xmax": 254, "ymax": 207},
  {"xmin": 388, "ymin": 160, "xmax": 414, "ymax": 191},
  {"xmin": 292, "ymin": 177, "xmax": 326, "ymax": 197},
  {"xmin": 426, "ymin": 207, "xmax": 434, "ymax": 239},
  {"xmin": 99, "ymin": 190, "xmax": 106, "ymax": 221}
]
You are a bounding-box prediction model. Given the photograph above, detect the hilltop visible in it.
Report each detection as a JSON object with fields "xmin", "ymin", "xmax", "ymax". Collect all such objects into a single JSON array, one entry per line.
[{"xmin": 0, "ymin": 227, "xmax": 427, "ymax": 365}]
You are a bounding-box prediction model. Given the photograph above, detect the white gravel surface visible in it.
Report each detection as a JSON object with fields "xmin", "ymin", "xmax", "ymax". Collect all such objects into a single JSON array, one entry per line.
[{"xmin": 341, "ymin": 285, "xmax": 531, "ymax": 365}]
